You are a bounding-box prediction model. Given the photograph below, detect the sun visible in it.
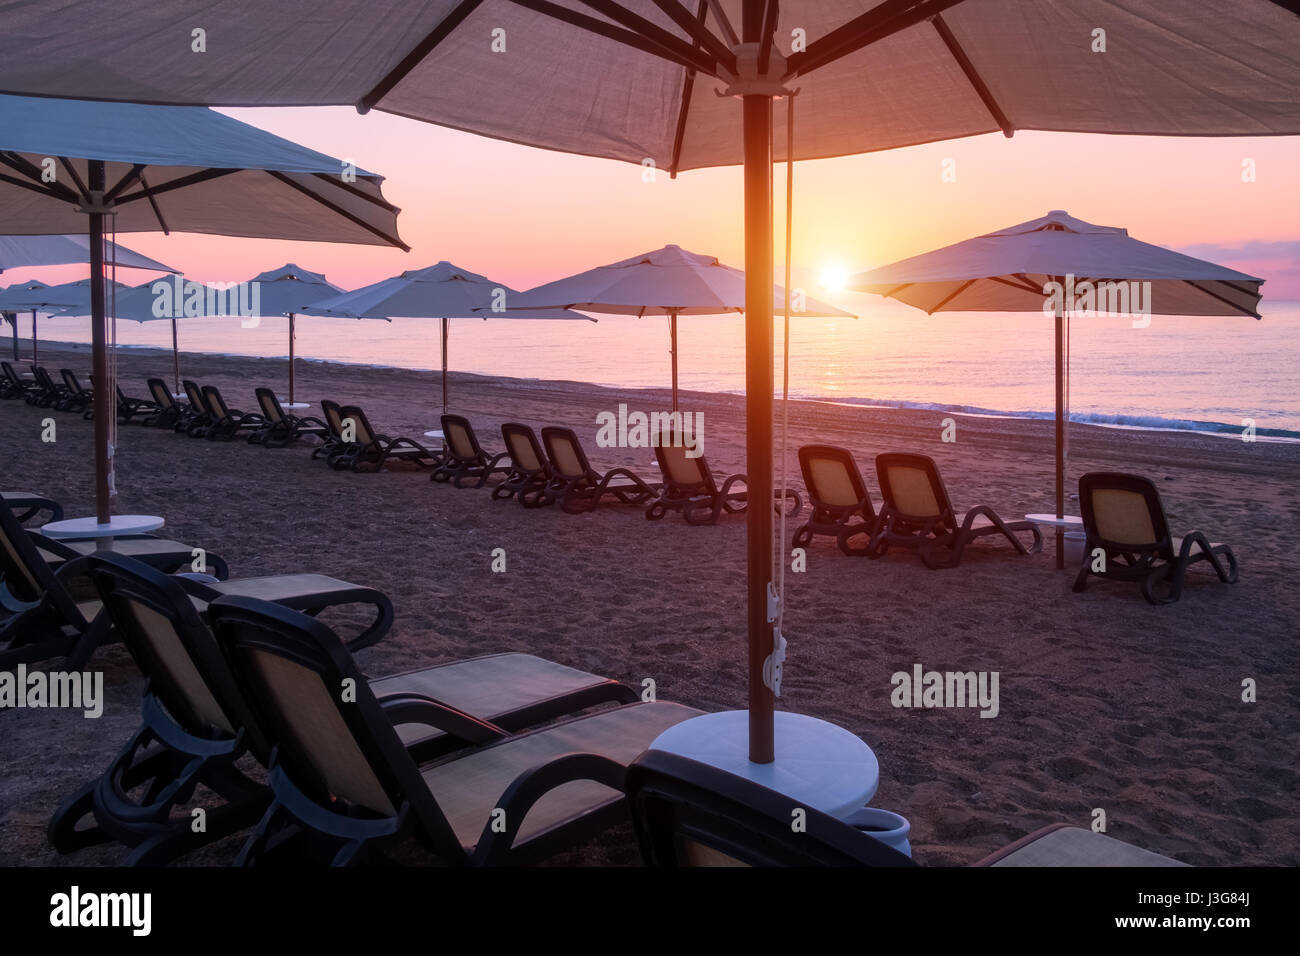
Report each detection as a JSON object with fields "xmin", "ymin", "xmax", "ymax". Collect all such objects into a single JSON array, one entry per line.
[{"xmin": 819, "ymin": 263, "xmax": 851, "ymax": 292}]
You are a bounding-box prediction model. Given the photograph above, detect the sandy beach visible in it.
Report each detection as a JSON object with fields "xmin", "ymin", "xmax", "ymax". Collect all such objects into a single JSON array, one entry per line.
[{"xmin": 2, "ymin": 341, "xmax": 1297, "ymax": 867}]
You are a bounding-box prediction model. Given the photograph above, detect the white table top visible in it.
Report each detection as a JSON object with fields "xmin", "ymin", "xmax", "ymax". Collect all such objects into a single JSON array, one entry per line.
[
  {"xmin": 423, "ymin": 429, "xmax": 445, "ymax": 440},
  {"xmin": 171, "ymin": 392, "xmax": 187, "ymax": 401},
  {"xmin": 650, "ymin": 710, "xmax": 879, "ymax": 818},
  {"xmin": 281, "ymin": 400, "xmax": 310, "ymax": 410},
  {"xmin": 1025, "ymin": 513, "xmax": 1083, "ymax": 527},
  {"xmin": 41, "ymin": 514, "xmax": 165, "ymax": 539},
  {"xmin": 2, "ymin": 491, "xmax": 42, "ymax": 500}
]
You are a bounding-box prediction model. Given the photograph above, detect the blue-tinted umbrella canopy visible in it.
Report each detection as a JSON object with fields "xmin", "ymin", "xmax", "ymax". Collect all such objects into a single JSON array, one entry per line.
[
  {"xmin": 504, "ymin": 243, "xmax": 855, "ymax": 410},
  {"xmin": 304, "ymin": 261, "xmax": 593, "ymax": 413},
  {"xmin": 849, "ymin": 209, "xmax": 1266, "ymax": 567}
]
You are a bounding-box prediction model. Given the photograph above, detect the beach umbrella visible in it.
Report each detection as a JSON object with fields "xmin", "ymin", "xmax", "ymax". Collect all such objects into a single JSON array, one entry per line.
[
  {"xmin": 7, "ymin": 2, "xmax": 1298, "ymax": 767},
  {"xmin": 0, "ymin": 235, "xmax": 177, "ymax": 362},
  {"xmin": 0, "ymin": 281, "xmax": 46, "ymax": 362},
  {"xmin": 0, "ymin": 93, "xmax": 405, "ymax": 524},
  {"xmin": 504, "ymin": 243, "xmax": 853, "ymax": 411},
  {"xmin": 0, "ymin": 277, "xmax": 136, "ymax": 364},
  {"xmin": 236, "ymin": 264, "xmax": 348, "ymax": 404},
  {"xmin": 848, "ymin": 209, "xmax": 1265, "ymax": 567},
  {"xmin": 302, "ymin": 261, "xmax": 593, "ymax": 414}
]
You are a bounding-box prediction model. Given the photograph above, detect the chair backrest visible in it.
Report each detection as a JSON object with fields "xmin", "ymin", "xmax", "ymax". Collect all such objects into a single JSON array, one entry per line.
[
  {"xmin": 35, "ymin": 366, "xmax": 58, "ymax": 391},
  {"xmin": 799, "ymin": 445, "xmax": 872, "ymax": 514},
  {"xmin": 653, "ymin": 435, "xmax": 714, "ymax": 493},
  {"xmin": 202, "ymin": 385, "xmax": 232, "ymax": 420},
  {"xmin": 625, "ymin": 750, "xmax": 918, "ymax": 867},
  {"xmin": 441, "ymin": 414, "xmax": 484, "ymax": 461},
  {"xmin": 86, "ymin": 553, "xmax": 256, "ymax": 750},
  {"xmin": 0, "ymin": 497, "xmax": 86, "ymax": 626},
  {"xmin": 208, "ymin": 596, "xmax": 464, "ymax": 857},
  {"xmin": 255, "ymin": 387, "xmax": 285, "ymax": 424},
  {"xmin": 338, "ymin": 405, "xmax": 377, "ymax": 446},
  {"xmin": 1, "ymin": 361, "xmax": 19, "ymax": 385},
  {"xmin": 539, "ymin": 426, "xmax": 595, "ymax": 481},
  {"xmin": 183, "ymin": 379, "xmax": 207, "ymax": 414},
  {"xmin": 1078, "ymin": 472, "xmax": 1170, "ymax": 553},
  {"xmin": 875, "ymin": 453, "xmax": 955, "ymax": 528},
  {"xmin": 501, "ymin": 423, "xmax": 547, "ymax": 473},
  {"xmin": 147, "ymin": 378, "xmax": 176, "ymax": 410},
  {"xmin": 320, "ymin": 399, "xmax": 345, "ymax": 440},
  {"xmin": 60, "ymin": 369, "xmax": 83, "ymax": 395}
]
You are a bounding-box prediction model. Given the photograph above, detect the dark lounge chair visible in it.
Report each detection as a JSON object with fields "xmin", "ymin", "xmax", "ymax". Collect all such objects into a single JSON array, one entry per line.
[
  {"xmin": 178, "ymin": 379, "xmax": 213, "ymax": 435},
  {"xmin": 27, "ymin": 365, "xmax": 67, "ymax": 408},
  {"xmin": 625, "ymin": 751, "xmax": 1187, "ymax": 867},
  {"xmin": 312, "ymin": 399, "xmax": 350, "ymax": 464},
  {"xmin": 57, "ymin": 368, "xmax": 93, "ymax": 415},
  {"xmin": 431, "ymin": 414, "xmax": 509, "ymax": 488},
  {"xmin": 249, "ymin": 387, "xmax": 328, "ymax": 447},
  {"xmin": 48, "ymin": 553, "xmax": 641, "ymax": 864},
  {"xmin": 201, "ymin": 384, "xmax": 266, "ymax": 441},
  {"xmin": 493, "ymin": 423, "xmax": 556, "ymax": 507},
  {"xmin": 793, "ymin": 444, "xmax": 879, "ymax": 555},
  {"xmin": 208, "ymin": 595, "xmax": 702, "ymax": 866},
  {"xmin": 113, "ymin": 382, "xmax": 159, "ymax": 424},
  {"xmin": 646, "ymin": 435, "xmax": 801, "ymax": 525},
  {"xmin": 142, "ymin": 378, "xmax": 183, "ymax": 428},
  {"xmin": 333, "ymin": 405, "xmax": 441, "ymax": 472},
  {"xmin": 1073, "ymin": 472, "xmax": 1238, "ymax": 605},
  {"xmin": 1, "ymin": 360, "xmax": 35, "ymax": 399},
  {"xmin": 1, "ymin": 491, "xmax": 63, "ymax": 525},
  {"xmin": 541, "ymin": 426, "xmax": 658, "ymax": 514},
  {"xmin": 870, "ymin": 453, "xmax": 1041, "ymax": 568}
]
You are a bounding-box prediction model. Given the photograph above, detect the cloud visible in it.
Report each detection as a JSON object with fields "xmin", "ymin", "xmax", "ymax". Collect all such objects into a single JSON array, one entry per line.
[{"xmin": 1172, "ymin": 240, "xmax": 1300, "ymax": 302}]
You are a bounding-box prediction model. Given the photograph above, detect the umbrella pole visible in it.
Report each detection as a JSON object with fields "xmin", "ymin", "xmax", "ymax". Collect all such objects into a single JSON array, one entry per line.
[
  {"xmin": 1054, "ymin": 294, "xmax": 1065, "ymax": 570},
  {"xmin": 32, "ymin": 309, "xmax": 37, "ymax": 364},
  {"xmin": 441, "ymin": 316, "xmax": 449, "ymax": 414},
  {"xmin": 6, "ymin": 312, "xmax": 15, "ymax": 361},
  {"xmin": 288, "ymin": 313, "xmax": 296, "ymax": 403},
  {"xmin": 88, "ymin": 160, "xmax": 111, "ymax": 524},
  {"xmin": 171, "ymin": 318, "xmax": 180, "ymax": 394},
  {"xmin": 741, "ymin": 50, "xmax": 775, "ymax": 762},
  {"xmin": 670, "ymin": 311, "xmax": 679, "ymax": 412}
]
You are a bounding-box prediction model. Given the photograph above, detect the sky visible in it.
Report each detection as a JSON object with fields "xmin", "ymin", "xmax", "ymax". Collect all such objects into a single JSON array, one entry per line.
[{"xmin": 7, "ymin": 105, "xmax": 1300, "ymax": 303}]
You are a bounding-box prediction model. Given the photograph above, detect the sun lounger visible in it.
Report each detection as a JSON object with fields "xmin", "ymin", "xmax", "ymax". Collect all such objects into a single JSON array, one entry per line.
[
  {"xmin": 141, "ymin": 378, "xmax": 182, "ymax": 427},
  {"xmin": 793, "ymin": 444, "xmax": 879, "ymax": 555},
  {"xmin": 626, "ymin": 751, "xmax": 1187, "ymax": 867},
  {"xmin": 431, "ymin": 414, "xmax": 509, "ymax": 488},
  {"xmin": 209, "ymin": 595, "xmax": 702, "ymax": 866},
  {"xmin": 1073, "ymin": 472, "xmax": 1238, "ymax": 604},
  {"xmin": 0, "ymin": 360, "xmax": 35, "ymax": 399},
  {"xmin": 57, "ymin": 368, "xmax": 93, "ymax": 415},
  {"xmin": 541, "ymin": 425, "xmax": 658, "ymax": 513},
  {"xmin": 111, "ymin": 382, "xmax": 159, "ymax": 425},
  {"xmin": 201, "ymin": 384, "xmax": 266, "ymax": 441},
  {"xmin": 48, "ymin": 553, "xmax": 640, "ymax": 864},
  {"xmin": 333, "ymin": 404, "xmax": 441, "ymax": 472},
  {"xmin": 311, "ymin": 399, "xmax": 350, "ymax": 463},
  {"xmin": 27, "ymin": 365, "xmax": 67, "ymax": 407},
  {"xmin": 493, "ymin": 423, "xmax": 556, "ymax": 507},
  {"xmin": 178, "ymin": 379, "xmax": 213, "ymax": 435},
  {"xmin": 646, "ymin": 435, "xmax": 801, "ymax": 525},
  {"xmin": 1, "ymin": 491, "xmax": 63, "ymax": 525},
  {"xmin": 871, "ymin": 453, "xmax": 1041, "ymax": 568},
  {"xmin": 0, "ymin": 497, "xmax": 230, "ymax": 668},
  {"xmin": 249, "ymin": 387, "xmax": 328, "ymax": 447}
]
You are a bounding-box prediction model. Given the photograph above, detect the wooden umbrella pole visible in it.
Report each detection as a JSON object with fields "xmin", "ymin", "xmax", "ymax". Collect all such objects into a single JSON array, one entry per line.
[
  {"xmin": 288, "ymin": 313, "xmax": 296, "ymax": 403},
  {"xmin": 1054, "ymin": 286, "xmax": 1065, "ymax": 570},
  {"xmin": 441, "ymin": 316, "xmax": 449, "ymax": 414},
  {"xmin": 670, "ymin": 311, "xmax": 679, "ymax": 412},
  {"xmin": 88, "ymin": 160, "xmax": 111, "ymax": 524},
  {"xmin": 32, "ymin": 309, "xmax": 37, "ymax": 364},
  {"xmin": 171, "ymin": 318, "xmax": 180, "ymax": 394},
  {"xmin": 742, "ymin": 0, "xmax": 775, "ymax": 763}
]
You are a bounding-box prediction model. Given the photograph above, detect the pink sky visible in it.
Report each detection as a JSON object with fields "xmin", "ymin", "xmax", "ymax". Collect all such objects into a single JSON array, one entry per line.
[{"xmin": 11, "ymin": 106, "xmax": 1300, "ymax": 302}]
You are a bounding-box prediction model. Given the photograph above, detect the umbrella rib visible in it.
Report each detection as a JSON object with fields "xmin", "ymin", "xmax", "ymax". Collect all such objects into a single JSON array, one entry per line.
[
  {"xmin": 1181, "ymin": 279, "xmax": 1263, "ymax": 318},
  {"xmin": 650, "ymin": 0, "xmax": 737, "ymax": 73},
  {"xmin": 114, "ymin": 168, "xmax": 241, "ymax": 204},
  {"xmin": 784, "ymin": 0, "xmax": 966, "ymax": 80},
  {"xmin": 926, "ymin": 277, "xmax": 977, "ymax": 313},
  {"xmin": 356, "ymin": 0, "xmax": 486, "ymax": 113},
  {"xmin": 0, "ymin": 152, "xmax": 80, "ymax": 202},
  {"xmin": 931, "ymin": 13, "xmax": 1014, "ymax": 137},
  {"xmin": 265, "ymin": 170, "xmax": 410, "ymax": 251},
  {"xmin": 573, "ymin": 0, "xmax": 722, "ymax": 76},
  {"xmin": 757, "ymin": 0, "xmax": 780, "ymax": 74},
  {"xmin": 309, "ymin": 172, "xmax": 401, "ymax": 213},
  {"xmin": 56, "ymin": 157, "xmax": 89, "ymax": 197},
  {"xmin": 0, "ymin": 169, "xmax": 80, "ymax": 203},
  {"xmin": 705, "ymin": 0, "xmax": 740, "ymax": 45},
  {"xmin": 136, "ymin": 172, "xmax": 171, "ymax": 234},
  {"xmin": 104, "ymin": 163, "xmax": 147, "ymax": 202},
  {"xmin": 987, "ymin": 274, "xmax": 1043, "ymax": 295},
  {"xmin": 506, "ymin": 0, "xmax": 713, "ymax": 75},
  {"xmin": 668, "ymin": 0, "xmax": 710, "ymax": 178}
]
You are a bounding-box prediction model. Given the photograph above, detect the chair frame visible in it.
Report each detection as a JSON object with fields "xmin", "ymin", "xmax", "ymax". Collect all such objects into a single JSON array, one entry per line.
[
  {"xmin": 333, "ymin": 404, "xmax": 441, "ymax": 472},
  {"xmin": 201, "ymin": 385, "xmax": 266, "ymax": 441},
  {"xmin": 250, "ymin": 387, "xmax": 328, "ymax": 448},
  {"xmin": 431, "ymin": 414, "xmax": 509, "ymax": 488},
  {"xmin": 793, "ymin": 444, "xmax": 880, "ymax": 556},
  {"xmin": 646, "ymin": 436, "xmax": 801, "ymax": 526},
  {"xmin": 493, "ymin": 423, "xmax": 556, "ymax": 507},
  {"xmin": 540, "ymin": 426, "xmax": 658, "ymax": 514}
]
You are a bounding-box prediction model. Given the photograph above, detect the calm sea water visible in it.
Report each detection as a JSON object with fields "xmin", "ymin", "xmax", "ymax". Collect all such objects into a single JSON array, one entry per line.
[{"xmin": 16, "ymin": 296, "xmax": 1300, "ymax": 439}]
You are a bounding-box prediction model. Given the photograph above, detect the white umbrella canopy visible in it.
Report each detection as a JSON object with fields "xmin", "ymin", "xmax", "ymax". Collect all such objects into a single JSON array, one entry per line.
[
  {"xmin": 0, "ymin": 279, "xmax": 135, "ymax": 362},
  {"xmin": 0, "ymin": 234, "xmax": 176, "ymax": 273},
  {"xmin": 1, "ymin": 2, "xmax": 1298, "ymax": 173},
  {"xmin": 505, "ymin": 243, "xmax": 854, "ymax": 409},
  {"xmin": 302, "ymin": 261, "xmax": 594, "ymax": 412},
  {"xmin": 11, "ymin": 0, "xmax": 1299, "ymax": 765},
  {"xmin": 0, "ymin": 93, "xmax": 406, "ymax": 525},
  {"xmin": 238, "ymin": 264, "xmax": 349, "ymax": 403},
  {"xmin": 848, "ymin": 209, "xmax": 1266, "ymax": 567}
]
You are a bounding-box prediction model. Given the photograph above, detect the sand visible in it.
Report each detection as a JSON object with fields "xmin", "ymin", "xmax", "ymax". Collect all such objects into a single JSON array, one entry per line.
[{"xmin": 2, "ymin": 342, "xmax": 1297, "ymax": 867}]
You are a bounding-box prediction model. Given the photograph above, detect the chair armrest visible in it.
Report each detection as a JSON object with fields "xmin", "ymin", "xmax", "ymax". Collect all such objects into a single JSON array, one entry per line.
[{"xmin": 376, "ymin": 692, "xmax": 507, "ymax": 747}]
